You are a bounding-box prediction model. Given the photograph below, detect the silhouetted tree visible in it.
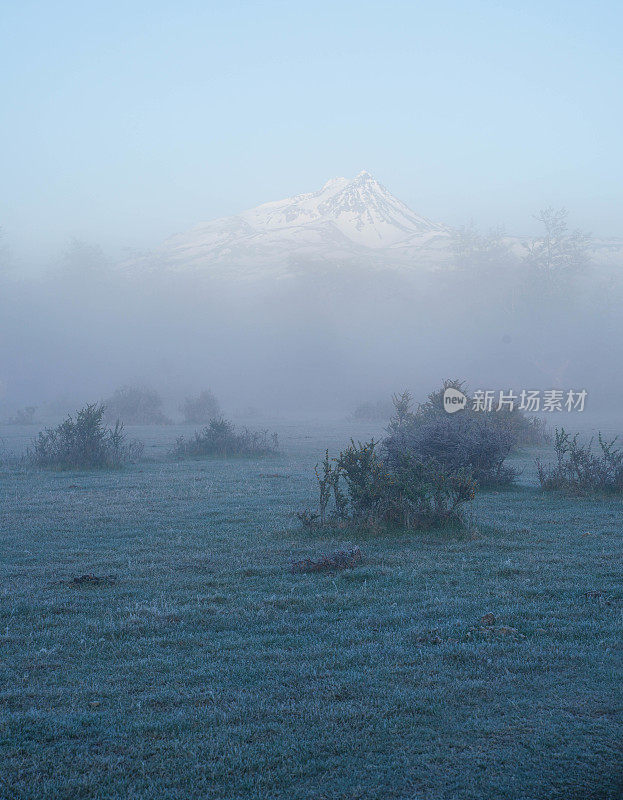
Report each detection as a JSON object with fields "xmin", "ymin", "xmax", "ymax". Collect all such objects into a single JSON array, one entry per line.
[
  {"xmin": 103, "ymin": 386, "xmax": 170, "ymax": 425},
  {"xmin": 180, "ymin": 390, "xmax": 220, "ymax": 424},
  {"xmin": 523, "ymin": 208, "xmax": 591, "ymax": 289}
]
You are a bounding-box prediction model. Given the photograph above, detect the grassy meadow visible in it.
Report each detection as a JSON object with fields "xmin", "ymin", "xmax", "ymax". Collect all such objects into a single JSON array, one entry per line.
[{"xmin": 0, "ymin": 417, "xmax": 621, "ymax": 799}]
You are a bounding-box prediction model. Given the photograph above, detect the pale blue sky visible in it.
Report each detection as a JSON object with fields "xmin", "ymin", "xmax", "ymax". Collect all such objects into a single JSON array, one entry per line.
[{"xmin": 1, "ymin": 0, "xmax": 622, "ymax": 262}]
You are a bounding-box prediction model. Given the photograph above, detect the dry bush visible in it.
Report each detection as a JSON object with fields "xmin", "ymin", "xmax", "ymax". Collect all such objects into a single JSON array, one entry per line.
[
  {"xmin": 173, "ymin": 418, "xmax": 278, "ymax": 458},
  {"xmin": 300, "ymin": 437, "xmax": 475, "ymax": 532},
  {"xmin": 384, "ymin": 384, "xmax": 518, "ymax": 488},
  {"xmin": 30, "ymin": 404, "xmax": 143, "ymax": 469},
  {"xmin": 537, "ymin": 428, "xmax": 623, "ymax": 495}
]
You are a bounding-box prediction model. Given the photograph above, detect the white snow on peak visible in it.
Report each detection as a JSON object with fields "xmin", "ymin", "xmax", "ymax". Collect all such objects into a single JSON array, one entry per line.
[
  {"xmin": 235, "ymin": 170, "xmax": 445, "ymax": 249},
  {"xmin": 134, "ymin": 172, "xmax": 449, "ymax": 275}
]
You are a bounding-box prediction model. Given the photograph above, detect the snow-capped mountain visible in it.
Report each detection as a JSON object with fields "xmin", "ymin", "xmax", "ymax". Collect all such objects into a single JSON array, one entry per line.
[
  {"xmin": 237, "ymin": 170, "xmax": 446, "ymax": 248},
  {"xmin": 128, "ymin": 171, "xmax": 452, "ymax": 277},
  {"xmin": 122, "ymin": 172, "xmax": 623, "ymax": 280}
]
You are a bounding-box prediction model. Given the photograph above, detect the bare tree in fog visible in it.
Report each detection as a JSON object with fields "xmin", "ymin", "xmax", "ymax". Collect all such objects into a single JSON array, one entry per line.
[
  {"xmin": 449, "ymin": 222, "xmax": 521, "ymax": 313},
  {"xmin": 451, "ymin": 222, "xmax": 514, "ymax": 274},
  {"xmin": 523, "ymin": 208, "xmax": 591, "ymax": 292},
  {"xmin": 180, "ymin": 390, "xmax": 221, "ymax": 424},
  {"xmin": 103, "ymin": 386, "xmax": 171, "ymax": 425}
]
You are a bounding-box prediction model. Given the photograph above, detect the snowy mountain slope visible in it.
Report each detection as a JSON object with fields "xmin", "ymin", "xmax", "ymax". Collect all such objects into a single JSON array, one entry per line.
[
  {"xmin": 123, "ymin": 172, "xmax": 623, "ymax": 279},
  {"xmin": 127, "ymin": 171, "xmax": 451, "ymax": 276},
  {"xmin": 237, "ymin": 170, "xmax": 446, "ymax": 248}
]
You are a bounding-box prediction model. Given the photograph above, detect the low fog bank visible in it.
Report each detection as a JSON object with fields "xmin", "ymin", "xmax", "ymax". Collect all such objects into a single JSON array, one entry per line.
[{"xmin": 1, "ymin": 224, "xmax": 621, "ymax": 422}]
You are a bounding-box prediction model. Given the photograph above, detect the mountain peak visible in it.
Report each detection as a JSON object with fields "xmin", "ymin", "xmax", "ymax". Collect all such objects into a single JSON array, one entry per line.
[
  {"xmin": 313, "ymin": 170, "xmax": 445, "ymax": 247},
  {"xmin": 138, "ymin": 172, "xmax": 449, "ymax": 276}
]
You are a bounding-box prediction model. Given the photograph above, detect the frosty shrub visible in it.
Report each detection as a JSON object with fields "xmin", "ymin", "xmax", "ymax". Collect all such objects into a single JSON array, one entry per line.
[
  {"xmin": 30, "ymin": 404, "xmax": 144, "ymax": 469},
  {"xmin": 384, "ymin": 383, "xmax": 518, "ymax": 487},
  {"xmin": 103, "ymin": 385, "xmax": 170, "ymax": 425},
  {"xmin": 537, "ymin": 428, "xmax": 623, "ymax": 495},
  {"xmin": 172, "ymin": 418, "xmax": 278, "ymax": 458},
  {"xmin": 300, "ymin": 438, "xmax": 476, "ymax": 532},
  {"xmin": 414, "ymin": 380, "xmax": 548, "ymax": 446},
  {"xmin": 494, "ymin": 409, "xmax": 549, "ymax": 447},
  {"xmin": 339, "ymin": 439, "xmax": 475, "ymax": 529},
  {"xmin": 180, "ymin": 390, "xmax": 221, "ymax": 424}
]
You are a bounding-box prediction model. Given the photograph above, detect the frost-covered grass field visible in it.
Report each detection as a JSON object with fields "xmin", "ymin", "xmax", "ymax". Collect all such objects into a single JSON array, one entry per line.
[{"xmin": 0, "ymin": 418, "xmax": 621, "ymax": 800}]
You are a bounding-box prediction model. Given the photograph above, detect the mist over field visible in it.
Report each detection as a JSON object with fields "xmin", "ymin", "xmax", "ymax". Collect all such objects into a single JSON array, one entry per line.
[{"xmin": 1, "ymin": 213, "xmax": 621, "ymax": 418}]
